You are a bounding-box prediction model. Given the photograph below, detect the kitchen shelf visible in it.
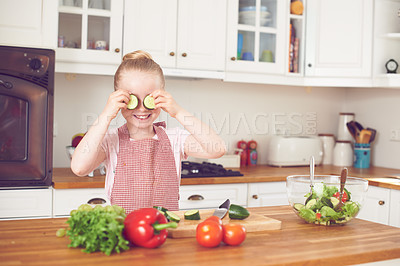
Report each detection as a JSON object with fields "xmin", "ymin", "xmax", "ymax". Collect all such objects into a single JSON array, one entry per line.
[{"xmin": 289, "ymin": 14, "xmax": 304, "ymax": 20}]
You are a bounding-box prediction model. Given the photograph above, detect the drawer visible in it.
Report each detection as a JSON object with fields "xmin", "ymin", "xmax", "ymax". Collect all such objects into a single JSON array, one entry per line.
[
  {"xmin": 53, "ymin": 188, "xmax": 110, "ymax": 217},
  {"xmin": 247, "ymin": 182, "xmax": 288, "ymax": 207},
  {"xmin": 179, "ymin": 183, "xmax": 247, "ymax": 210},
  {"xmin": 0, "ymin": 188, "xmax": 52, "ymax": 219}
]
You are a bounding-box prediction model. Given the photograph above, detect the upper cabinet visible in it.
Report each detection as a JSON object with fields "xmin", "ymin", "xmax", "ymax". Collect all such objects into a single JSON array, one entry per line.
[
  {"xmin": 0, "ymin": 0, "xmax": 53, "ymax": 48},
  {"xmin": 226, "ymin": 0, "xmax": 287, "ymax": 74},
  {"xmin": 373, "ymin": 0, "xmax": 400, "ymax": 87},
  {"xmin": 49, "ymin": 0, "xmax": 124, "ymax": 75},
  {"xmin": 124, "ymin": 0, "xmax": 227, "ymax": 77},
  {"xmin": 305, "ymin": 0, "xmax": 373, "ymax": 77}
]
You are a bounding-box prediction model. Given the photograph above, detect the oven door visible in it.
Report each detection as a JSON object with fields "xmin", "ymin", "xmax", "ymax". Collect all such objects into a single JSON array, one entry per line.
[{"xmin": 0, "ymin": 74, "xmax": 51, "ymax": 186}]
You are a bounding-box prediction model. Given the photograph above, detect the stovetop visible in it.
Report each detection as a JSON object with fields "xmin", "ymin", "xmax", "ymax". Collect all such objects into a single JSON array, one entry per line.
[{"xmin": 181, "ymin": 161, "xmax": 243, "ymax": 178}]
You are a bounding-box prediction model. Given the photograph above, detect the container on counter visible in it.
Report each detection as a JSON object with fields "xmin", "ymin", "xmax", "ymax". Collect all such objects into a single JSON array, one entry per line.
[
  {"xmin": 333, "ymin": 140, "xmax": 353, "ymax": 167},
  {"xmin": 337, "ymin": 112, "xmax": 355, "ymax": 141},
  {"xmin": 354, "ymin": 143, "xmax": 371, "ymax": 168},
  {"xmin": 318, "ymin": 133, "xmax": 335, "ymax": 165}
]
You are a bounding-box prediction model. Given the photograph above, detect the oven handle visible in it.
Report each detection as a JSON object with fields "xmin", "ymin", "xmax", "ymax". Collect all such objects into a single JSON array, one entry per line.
[{"xmin": 0, "ymin": 79, "xmax": 13, "ymax": 89}]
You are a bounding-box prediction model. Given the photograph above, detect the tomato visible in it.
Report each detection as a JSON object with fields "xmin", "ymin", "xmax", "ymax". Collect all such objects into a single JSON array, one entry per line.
[
  {"xmin": 222, "ymin": 223, "xmax": 246, "ymax": 246},
  {"xmin": 316, "ymin": 213, "xmax": 322, "ymax": 220},
  {"xmin": 196, "ymin": 220, "xmax": 223, "ymax": 248},
  {"xmin": 333, "ymin": 191, "xmax": 348, "ymax": 202},
  {"xmin": 205, "ymin": 216, "xmax": 223, "ymax": 226}
]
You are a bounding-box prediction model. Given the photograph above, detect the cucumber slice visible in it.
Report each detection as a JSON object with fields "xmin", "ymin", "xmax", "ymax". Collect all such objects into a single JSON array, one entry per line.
[
  {"xmin": 153, "ymin": 206, "xmax": 168, "ymax": 213},
  {"xmin": 184, "ymin": 210, "xmax": 201, "ymax": 220},
  {"xmin": 229, "ymin": 204, "xmax": 250, "ymax": 220},
  {"xmin": 143, "ymin": 95, "xmax": 155, "ymax": 110},
  {"xmin": 165, "ymin": 211, "xmax": 181, "ymax": 223},
  {"xmin": 127, "ymin": 94, "xmax": 138, "ymax": 110},
  {"xmin": 305, "ymin": 198, "xmax": 317, "ymax": 209},
  {"xmin": 294, "ymin": 203, "xmax": 305, "ymax": 211},
  {"xmin": 330, "ymin": 197, "xmax": 340, "ymax": 208}
]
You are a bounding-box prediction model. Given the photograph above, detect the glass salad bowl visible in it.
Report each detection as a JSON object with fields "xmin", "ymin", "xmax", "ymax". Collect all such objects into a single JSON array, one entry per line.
[{"xmin": 286, "ymin": 175, "xmax": 368, "ymax": 226}]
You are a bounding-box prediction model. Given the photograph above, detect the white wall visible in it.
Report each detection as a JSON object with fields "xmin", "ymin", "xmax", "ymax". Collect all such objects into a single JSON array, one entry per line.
[
  {"xmin": 54, "ymin": 73, "xmax": 400, "ymax": 170},
  {"xmin": 345, "ymin": 87, "xmax": 400, "ymax": 169},
  {"xmin": 53, "ymin": 73, "xmax": 345, "ymax": 168}
]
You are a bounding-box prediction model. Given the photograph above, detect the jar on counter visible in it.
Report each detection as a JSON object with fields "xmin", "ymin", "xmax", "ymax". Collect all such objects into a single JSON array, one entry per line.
[
  {"xmin": 333, "ymin": 140, "xmax": 353, "ymax": 167},
  {"xmin": 318, "ymin": 134, "xmax": 335, "ymax": 165},
  {"xmin": 337, "ymin": 112, "xmax": 355, "ymax": 141},
  {"xmin": 354, "ymin": 143, "xmax": 371, "ymax": 169}
]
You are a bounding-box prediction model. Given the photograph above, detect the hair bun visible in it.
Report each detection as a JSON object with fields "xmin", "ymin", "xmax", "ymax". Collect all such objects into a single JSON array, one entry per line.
[{"xmin": 123, "ymin": 50, "xmax": 153, "ymax": 61}]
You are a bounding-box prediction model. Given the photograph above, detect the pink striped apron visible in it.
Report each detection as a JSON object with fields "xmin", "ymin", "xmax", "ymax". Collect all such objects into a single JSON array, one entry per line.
[{"xmin": 110, "ymin": 122, "xmax": 179, "ymax": 214}]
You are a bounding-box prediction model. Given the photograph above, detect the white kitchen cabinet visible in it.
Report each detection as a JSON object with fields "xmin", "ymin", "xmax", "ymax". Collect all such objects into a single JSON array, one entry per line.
[
  {"xmin": 179, "ymin": 183, "xmax": 247, "ymax": 210},
  {"xmin": 0, "ymin": 188, "xmax": 52, "ymax": 219},
  {"xmin": 372, "ymin": 0, "xmax": 400, "ymax": 87},
  {"xmin": 304, "ymin": 0, "xmax": 373, "ymax": 78},
  {"xmin": 0, "ymin": 0, "xmax": 54, "ymax": 48},
  {"xmin": 247, "ymin": 182, "xmax": 288, "ymax": 207},
  {"xmin": 53, "ymin": 188, "xmax": 109, "ymax": 217},
  {"xmin": 124, "ymin": 0, "xmax": 226, "ymax": 78},
  {"xmin": 389, "ymin": 189, "xmax": 400, "ymax": 228},
  {"xmin": 43, "ymin": 0, "xmax": 124, "ymax": 75},
  {"xmin": 226, "ymin": 0, "xmax": 288, "ymax": 75},
  {"xmin": 358, "ymin": 186, "xmax": 390, "ymax": 225}
]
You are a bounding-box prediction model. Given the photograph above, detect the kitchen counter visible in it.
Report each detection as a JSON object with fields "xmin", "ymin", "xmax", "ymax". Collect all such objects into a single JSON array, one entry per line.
[
  {"xmin": 1, "ymin": 206, "xmax": 399, "ymax": 265},
  {"xmin": 53, "ymin": 165, "xmax": 400, "ymax": 190}
]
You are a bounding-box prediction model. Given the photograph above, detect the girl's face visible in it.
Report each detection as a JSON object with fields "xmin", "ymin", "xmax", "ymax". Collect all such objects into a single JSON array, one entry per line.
[{"xmin": 118, "ymin": 71, "xmax": 162, "ymax": 130}]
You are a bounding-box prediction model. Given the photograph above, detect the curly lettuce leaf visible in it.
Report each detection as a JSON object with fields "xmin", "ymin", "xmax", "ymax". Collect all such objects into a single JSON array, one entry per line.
[{"xmin": 66, "ymin": 204, "xmax": 129, "ymax": 255}]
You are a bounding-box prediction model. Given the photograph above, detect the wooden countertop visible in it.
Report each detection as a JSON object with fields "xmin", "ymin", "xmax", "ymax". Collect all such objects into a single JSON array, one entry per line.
[
  {"xmin": 53, "ymin": 165, "xmax": 400, "ymax": 190},
  {"xmin": 1, "ymin": 206, "xmax": 400, "ymax": 265}
]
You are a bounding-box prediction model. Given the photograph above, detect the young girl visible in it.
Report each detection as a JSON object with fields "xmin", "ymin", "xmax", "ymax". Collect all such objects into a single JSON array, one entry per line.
[{"xmin": 71, "ymin": 50, "xmax": 226, "ymax": 213}]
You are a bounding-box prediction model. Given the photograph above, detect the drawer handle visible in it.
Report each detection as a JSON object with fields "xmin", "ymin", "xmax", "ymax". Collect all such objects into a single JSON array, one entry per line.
[
  {"xmin": 182, "ymin": 52, "xmax": 187, "ymax": 57},
  {"xmin": 252, "ymin": 195, "xmax": 258, "ymax": 199},
  {"xmin": 115, "ymin": 48, "xmax": 120, "ymax": 53},
  {"xmin": 187, "ymin": 194, "xmax": 204, "ymax": 201},
  {"xmin": 378, "ymin": 200, "xmax": 385, "ymax": 206},
  {"xmin": 87, "ymin": 198, "xmax": 106, "ymax": 205},
  {"xmin": 169, "ymin": 51, "xmax": 175, "ymax": 56}
]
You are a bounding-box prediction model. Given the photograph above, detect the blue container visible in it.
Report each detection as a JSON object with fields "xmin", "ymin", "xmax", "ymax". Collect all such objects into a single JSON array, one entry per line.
[{"xmin": 354, "ymin": 143, "xmax": 370, "ymax": 168}]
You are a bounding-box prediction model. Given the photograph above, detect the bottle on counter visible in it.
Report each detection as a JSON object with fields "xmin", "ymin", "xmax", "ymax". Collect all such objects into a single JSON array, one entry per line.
[
  {"xmin": 337, "ymin": 112, "xmax": 355, "ymax": 141},
  {"xmin": 247, "ymin": 140, "xmax": 258, "ymax": 166},
  {"xmin": 333, "ymin": 140, "xmax": 353, "ymax": 167},
  {"xmin": 318, "ymin": 134, "xmax": 335, "ymax": 165}
]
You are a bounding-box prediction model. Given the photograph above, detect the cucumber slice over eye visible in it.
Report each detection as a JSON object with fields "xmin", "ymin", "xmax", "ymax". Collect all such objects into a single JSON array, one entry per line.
[
  {"xmin": 127, "ymin": 94, "xmax": 138, "ymax": 110},
  {"xmin": 143, "ymin": 95, "xmax": 155, "ymax": 110}
]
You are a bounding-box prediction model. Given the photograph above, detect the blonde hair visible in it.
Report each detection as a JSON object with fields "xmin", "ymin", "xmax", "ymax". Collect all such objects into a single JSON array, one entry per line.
[{"xmin": 114, "ymin": 50, "xmax": 165, "ymax": 90}]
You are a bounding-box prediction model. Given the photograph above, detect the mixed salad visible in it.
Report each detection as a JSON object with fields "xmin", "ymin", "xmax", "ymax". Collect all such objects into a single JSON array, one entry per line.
[{"xmin": 293, "ymin": 183, "xmax": 360, "ymax": 226}]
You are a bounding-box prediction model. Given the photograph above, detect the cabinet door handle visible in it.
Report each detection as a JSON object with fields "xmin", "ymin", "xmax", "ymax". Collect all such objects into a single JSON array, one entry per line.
[
  {"xmin": 187, "ymin": 194, "xmax": 204, "ymax": 201},
  {"xmin": 379, "ymin": 200, "xmax": 385, "ymax": 205},
  {"xmin": 231, "ymin": 56, "xmax": 236, "ymax": 61},
  {"xmin": 169, "ymin": 51, "xmax": 175, "ymax": 56},
  {"xmin": 114, "ymin": 48, "xmax": 120, "ymax": 53},
  {"xmin": 252, "ymin": 195, "xmax": 258, "ymax": 199},
  {"xmin": 182, "ymin": 52, "xmax": 187, "ymax": 57},
  {"xmin": 307, "ymin": 63, "xmax": 312, "ymax": 67},
  {"xmin": 87, "ymin": 198, "xmax": 106, "ymax": 204}
]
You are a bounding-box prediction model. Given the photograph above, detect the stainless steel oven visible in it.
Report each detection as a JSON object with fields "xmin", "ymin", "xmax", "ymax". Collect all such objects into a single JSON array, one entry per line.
[{"xmin": 0, "ymin": 45, "xmax": 54, "ymax": 188}]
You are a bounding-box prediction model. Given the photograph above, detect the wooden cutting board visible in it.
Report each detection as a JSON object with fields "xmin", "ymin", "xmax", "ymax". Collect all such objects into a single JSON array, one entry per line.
[{"xmin": 167, "ymin": 209, "xmax": 281, "ymax": 238}]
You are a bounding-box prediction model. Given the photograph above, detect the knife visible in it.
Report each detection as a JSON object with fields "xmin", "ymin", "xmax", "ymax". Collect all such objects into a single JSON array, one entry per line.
[{"xmin": 213, "ymin": 199, "xmax": 230, "ymax": 219}]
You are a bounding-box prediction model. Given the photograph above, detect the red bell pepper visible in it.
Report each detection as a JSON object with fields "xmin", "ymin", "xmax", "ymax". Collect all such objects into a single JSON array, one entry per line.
[{"xmin": 124, "ymin": 208, "xmax": 177, "ymax": 248}]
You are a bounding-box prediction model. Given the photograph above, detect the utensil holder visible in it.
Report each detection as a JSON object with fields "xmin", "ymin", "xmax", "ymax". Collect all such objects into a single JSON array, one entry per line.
[{"xmin": 354, "ymin": 143, "xmax": 370, "ymax": 168}]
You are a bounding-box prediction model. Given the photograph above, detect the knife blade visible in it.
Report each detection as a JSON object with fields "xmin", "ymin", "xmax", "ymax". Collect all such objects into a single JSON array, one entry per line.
[{"xmin": 212, "ymin": 199, "xmax": 230, "ymax": 219}]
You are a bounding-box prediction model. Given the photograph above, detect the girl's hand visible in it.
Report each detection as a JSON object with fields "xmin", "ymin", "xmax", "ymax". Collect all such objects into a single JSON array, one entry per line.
[
  {"xmin": 101, "ymin": 90, "xmax": 130, "ymax": 121},
  {"xmin": 151, "ymin": 90, "xmax": 183, "ymax": 118}
]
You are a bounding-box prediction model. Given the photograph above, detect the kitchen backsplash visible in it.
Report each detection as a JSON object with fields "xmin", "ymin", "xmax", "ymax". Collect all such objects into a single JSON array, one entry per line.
[{"xmin": 53, "ymin": 73, "xmax": 400, "ymax": 169}]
